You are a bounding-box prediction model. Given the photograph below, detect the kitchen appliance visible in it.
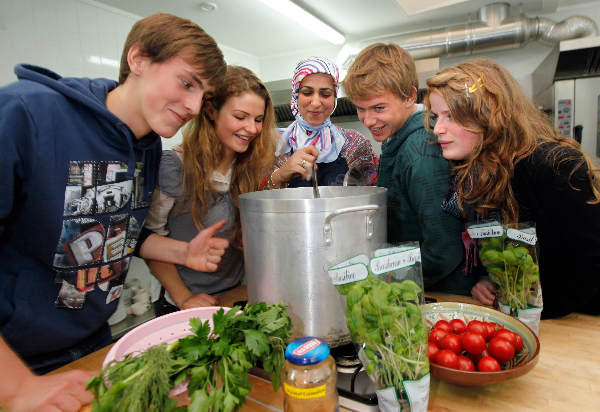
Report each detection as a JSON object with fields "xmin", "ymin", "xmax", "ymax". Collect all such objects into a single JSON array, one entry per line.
[
  {"xmin": 331, "ymin": 344, "xmax": 379, "ymax": 411},
  {"xmin": 239, "ymin": 186, "xmax": 387, "ymax": 347},
  {"xmin": 552, "ymin": 36, "xmax": 600, "ymax": 164}
]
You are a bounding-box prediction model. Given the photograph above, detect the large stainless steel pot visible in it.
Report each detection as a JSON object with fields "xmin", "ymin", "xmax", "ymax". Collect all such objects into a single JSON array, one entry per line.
[{"xmin": 239, "ymin": 186, "xmax": 387, "ymax": 347}]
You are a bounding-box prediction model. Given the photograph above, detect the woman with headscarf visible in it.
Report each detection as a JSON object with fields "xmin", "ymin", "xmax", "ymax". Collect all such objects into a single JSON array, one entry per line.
[{"xmin": 264, "ymin": 56, "xmax": 378, "ymax": 188}]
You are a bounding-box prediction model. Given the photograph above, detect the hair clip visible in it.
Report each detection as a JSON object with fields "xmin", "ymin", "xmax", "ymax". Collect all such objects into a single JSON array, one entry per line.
[{"xmin": 466, "ymin": 77, "xmax": 485, "ymax": 96}]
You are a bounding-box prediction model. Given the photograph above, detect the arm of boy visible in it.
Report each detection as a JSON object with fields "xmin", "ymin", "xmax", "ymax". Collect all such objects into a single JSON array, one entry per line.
[{"xmin": 0, "ymin": 336, "xmax": 95, "ymax": 412}]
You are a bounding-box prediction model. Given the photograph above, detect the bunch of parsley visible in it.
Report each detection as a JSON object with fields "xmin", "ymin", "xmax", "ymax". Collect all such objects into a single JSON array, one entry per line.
[{"xmin": 87, "ymin": 302, "xmax": 292, "ymax": 412}]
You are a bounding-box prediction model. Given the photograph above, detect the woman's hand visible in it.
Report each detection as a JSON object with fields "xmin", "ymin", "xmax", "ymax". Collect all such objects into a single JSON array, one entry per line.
[
  {"xmin": 180, "ymin": 293, "xmax": 220, "ymax": 309},
  {"xmin": 272, "ymin": 146, "xmax": 319, "ymax": 185},
  {"xmin": 471, "ymin": 277, "xmax": 497, "ymax": 305},
  {"xmin": 185, "ymin": 220, "xmax": 229, "ymax": 272}
]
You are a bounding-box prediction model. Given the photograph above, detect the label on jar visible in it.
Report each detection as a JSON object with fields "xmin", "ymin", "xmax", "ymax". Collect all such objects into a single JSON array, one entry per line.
[{"xmin": 283, "ymin": 382, "xmax": 326, "ymax": 399}]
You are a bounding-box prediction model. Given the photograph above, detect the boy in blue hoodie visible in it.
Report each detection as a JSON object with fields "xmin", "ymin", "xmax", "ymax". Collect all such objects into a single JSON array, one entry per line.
[
  {"xmin": 0, "ymin": 13, "xmax": 227, "ymax": 411},
  {"xmin": 343, "ymin": 43, "xmax": 474, "ymax": 295}
]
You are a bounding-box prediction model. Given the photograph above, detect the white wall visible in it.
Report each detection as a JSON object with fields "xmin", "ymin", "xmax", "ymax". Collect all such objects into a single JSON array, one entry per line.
[{"xmin": 0, "ymin": 0, "xmax": 136, "ymax": 87}]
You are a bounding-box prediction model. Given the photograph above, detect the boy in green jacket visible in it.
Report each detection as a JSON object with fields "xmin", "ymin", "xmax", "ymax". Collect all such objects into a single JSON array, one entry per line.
[{"xmin": 343, "ymin": 43, "xmax": 473, "ymax": 294}]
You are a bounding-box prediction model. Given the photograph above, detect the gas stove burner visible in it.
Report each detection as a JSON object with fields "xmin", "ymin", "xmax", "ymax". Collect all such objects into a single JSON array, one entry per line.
[{"xmin": 330, "ymin": 342, "xmax": 361, "ymax": 368}]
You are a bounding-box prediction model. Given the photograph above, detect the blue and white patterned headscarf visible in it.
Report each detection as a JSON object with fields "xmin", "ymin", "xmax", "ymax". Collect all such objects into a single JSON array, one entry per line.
[{"xmin": 281, "ymin": 56, "xmax": 345, "ymax": 163}]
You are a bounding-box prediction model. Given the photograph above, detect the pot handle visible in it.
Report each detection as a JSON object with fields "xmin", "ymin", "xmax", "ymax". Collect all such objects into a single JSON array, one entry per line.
[{"xmin": 323, "ymin": 204, "xmax": 379, "ymax": 246}]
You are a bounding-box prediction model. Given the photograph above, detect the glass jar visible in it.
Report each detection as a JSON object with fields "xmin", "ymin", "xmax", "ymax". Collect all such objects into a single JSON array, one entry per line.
[{"xmin": 282, "ymin": 337, "xmax": 339, "ymax": 412}]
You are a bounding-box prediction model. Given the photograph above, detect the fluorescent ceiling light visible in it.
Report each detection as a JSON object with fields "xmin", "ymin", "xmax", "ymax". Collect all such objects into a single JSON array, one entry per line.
[
  {"xmin": 88, "ymin": 56, "xmax": 119, "ymax": 68},
  {"xmin": 259, "ymin": 0, "xmax": 345, "ymax": 45}
]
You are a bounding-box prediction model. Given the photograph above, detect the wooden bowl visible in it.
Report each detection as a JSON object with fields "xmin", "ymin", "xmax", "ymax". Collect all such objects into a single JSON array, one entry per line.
[{"xmin": 422, "ymin": 302, "xmax": 540, "ymax": 386}]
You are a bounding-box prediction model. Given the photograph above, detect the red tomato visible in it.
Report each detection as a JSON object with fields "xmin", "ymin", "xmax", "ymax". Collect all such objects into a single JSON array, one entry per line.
[
  {"xmin": 471, "ymin": 348, "xmax": 489, "ymax": 365},
  {"xmin": 484, "ymin": 323, "xmax": 496, "ymax": 341},
  {"xmin": 434, "ymin": 320, "xmax": 453, "ymax": 333},
  {"xmin": 429, "ymin": 328, "xmax": 448, "ymax": 347},
  {"xmin": 494, "ymin": 329, "xmax": 518, "ymax": 348},
  {"xmin": 456, "ymin": 355, "xmax": 475, "ymax": 371},
  {"xmin": 488, "ymin": 337, "xmax": 516, "ymax": 363},
  {"xmin": 427, "ymin": 342, "xmax": 440, "ymax": 361},
  {"xmin": 435, "ymin": 349, "xmax": 459, "ymax": 369},
  {"xmin": 513, "ymin": 333, "xmax": 524, "ymax": 352},
  {"xmin": 461, "ymin": 332, "xmax": 486, "ymax": 357},
  {"xmin": 466, "ymin": 320, "xmax": 488, "ymax": 338},
  {"xmin": 440, "ymin": 333, "xmax": 462, "ymax": 354},
  {"xmin": 478, "ymin": 356, "xmax": 501, "ymax": 372},
  {"xmin": 489, "ymin": 322, "xmax": 504, "ymax": 332},
  {"xmin": 449, "ymin": 318, "xmax": 467, "ymax": 334}
]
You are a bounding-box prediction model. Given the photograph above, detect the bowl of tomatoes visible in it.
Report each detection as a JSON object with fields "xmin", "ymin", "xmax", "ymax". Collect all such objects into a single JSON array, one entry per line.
[{"xmin": 422, "ymin": 302, "xmax": 540, "ymax": 386}]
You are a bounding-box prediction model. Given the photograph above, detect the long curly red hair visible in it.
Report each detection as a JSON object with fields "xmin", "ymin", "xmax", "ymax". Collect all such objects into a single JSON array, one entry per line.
[{"xmin": 424, "ymin": 57, "xmax": 599, "ymax": 222}]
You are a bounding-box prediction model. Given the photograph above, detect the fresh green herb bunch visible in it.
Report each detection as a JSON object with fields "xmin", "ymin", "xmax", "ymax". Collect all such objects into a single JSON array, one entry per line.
[
  {"xmin": 87, "ymin": 302, "xmax": 292, "ymax": 412},
  {"xmin": 337, "ymin": 275, "xmax": 429, "ymax": 387},
  {"xmin": 479, "ymin": 236, "xmax": 540, "ymax": 313}
]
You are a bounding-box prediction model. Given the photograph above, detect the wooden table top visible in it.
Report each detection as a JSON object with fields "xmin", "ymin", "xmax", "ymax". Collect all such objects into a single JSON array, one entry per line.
[{"xmin": 54, "ymin": 286, "xmax": 600, "ymax": 411}]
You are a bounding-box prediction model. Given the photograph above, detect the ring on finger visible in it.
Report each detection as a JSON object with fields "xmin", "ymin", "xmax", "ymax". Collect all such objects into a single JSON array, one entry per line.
[{"xmin": 300, "ymin": 159, "xmax": 308, "ymax": 169}]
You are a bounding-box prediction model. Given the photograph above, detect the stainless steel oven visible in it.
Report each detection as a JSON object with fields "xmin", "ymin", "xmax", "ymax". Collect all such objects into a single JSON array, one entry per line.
[{"xmin": 553, "ymin": 36, "xmax": 600, "ymax": 166}]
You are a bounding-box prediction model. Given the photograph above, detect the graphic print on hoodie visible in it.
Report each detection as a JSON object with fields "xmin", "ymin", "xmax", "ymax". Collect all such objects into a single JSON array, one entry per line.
[{"xmin": 53, "ymin": 160, "xmax": 150, "ymax": 309}]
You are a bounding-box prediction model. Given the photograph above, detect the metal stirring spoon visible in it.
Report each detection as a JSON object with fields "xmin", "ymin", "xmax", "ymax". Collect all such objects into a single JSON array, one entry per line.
[{"xmin": 312, "ymin": 162, "xmax": 320, "ymax": 198}]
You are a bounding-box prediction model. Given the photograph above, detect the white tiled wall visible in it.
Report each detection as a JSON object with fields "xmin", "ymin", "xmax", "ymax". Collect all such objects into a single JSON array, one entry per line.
[
  {"xmin": 0, "ymin": 0, "xmax": 263, "ymax": 87},
  {"xmin": 0, "ymin": 0, "xmax": 136, "ymax": 87}
]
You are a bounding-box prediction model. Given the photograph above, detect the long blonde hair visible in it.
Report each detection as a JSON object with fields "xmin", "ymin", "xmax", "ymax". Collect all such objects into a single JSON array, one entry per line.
[
  {"xmin": 180, "ymin": 66, "xmax": 276, "ymax": 247},
  {"xmin": 424, "ymin": 57, "xmax": 600, "ymax": 222}
]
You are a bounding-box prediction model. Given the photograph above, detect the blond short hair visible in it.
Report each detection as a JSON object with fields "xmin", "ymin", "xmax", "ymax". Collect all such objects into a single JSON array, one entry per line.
[{"xmin": 343, "ymin": 43, "xmax": 418, "ymax": 101}]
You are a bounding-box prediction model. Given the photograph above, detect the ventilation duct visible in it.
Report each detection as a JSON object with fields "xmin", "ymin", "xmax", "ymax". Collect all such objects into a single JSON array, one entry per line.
[{"xmin": 339, "ymin": 2, "xmax": 598, "ymax": 68}]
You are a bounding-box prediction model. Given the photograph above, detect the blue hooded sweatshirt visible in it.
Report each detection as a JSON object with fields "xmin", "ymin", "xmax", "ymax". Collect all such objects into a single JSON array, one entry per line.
[{"xmin": 0, "ymin": 64, "xmax": 161, "ymax": 360}]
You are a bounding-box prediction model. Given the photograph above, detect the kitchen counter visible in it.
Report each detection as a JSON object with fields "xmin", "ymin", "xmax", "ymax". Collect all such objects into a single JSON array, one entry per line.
[{"xmin": 53, "ymin": 286, "xmax": 600, "ymax": 411}]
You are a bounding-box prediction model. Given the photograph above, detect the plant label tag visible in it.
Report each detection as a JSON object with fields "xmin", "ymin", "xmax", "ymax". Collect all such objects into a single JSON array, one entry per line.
[
  {"xmin": 328, "ymin": 263, "xmax": 368, "ymax": 285},
  {"xmin": 506, "ymin": 228, "xmax": 537, "ymax": 245},
  {"xmin": 330, "ymin": 253, "xmax": 369, "ymax": 269},
  {"xmin": 467, "ymin": 222, "xmax": 503, "ymax": 239},
  {"xmin": 374, "ymin": 245, "xmax": 416, "ymax": 257},
  {"xmin": 402, "ymin": 373, "xmax": 430, "ymax": 412},
  {"xmin": 370, "ymin": 248, "xmax": 421, "ymax": 275}
]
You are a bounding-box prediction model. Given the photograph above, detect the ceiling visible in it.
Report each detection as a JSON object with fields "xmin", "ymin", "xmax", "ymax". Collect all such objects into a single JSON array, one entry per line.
[{"xmin": 95, "ymin": 0, "xmax": 597, "ymax": 59}]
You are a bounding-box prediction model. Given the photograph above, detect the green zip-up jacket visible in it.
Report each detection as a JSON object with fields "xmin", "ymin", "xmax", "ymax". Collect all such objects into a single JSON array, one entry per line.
[{"xmin": 377, "ymin": 109, "xmax": 467, "ymax": 290}]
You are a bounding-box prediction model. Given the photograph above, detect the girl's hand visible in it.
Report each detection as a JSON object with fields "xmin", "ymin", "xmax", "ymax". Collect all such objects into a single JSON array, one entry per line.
[
  {"xmin": 185, "ymin": 220, "xmax": 228, "ymax": 272},
  {"xmin": 274, "ymin": 146, "xmax": 319, "ymax": 184},
  {"xmin": 471, "ymin": 277, "xmax": 497, "ymax": 305},
  {"xmin": 180, "ymin": 293, "xmax": 219, "ymax": 309}
]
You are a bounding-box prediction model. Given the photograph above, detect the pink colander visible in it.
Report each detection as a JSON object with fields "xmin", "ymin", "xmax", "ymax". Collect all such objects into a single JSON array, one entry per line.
[{"xmin": 103, "ymin": 306, "xmax": 230, "ymax": 369}]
